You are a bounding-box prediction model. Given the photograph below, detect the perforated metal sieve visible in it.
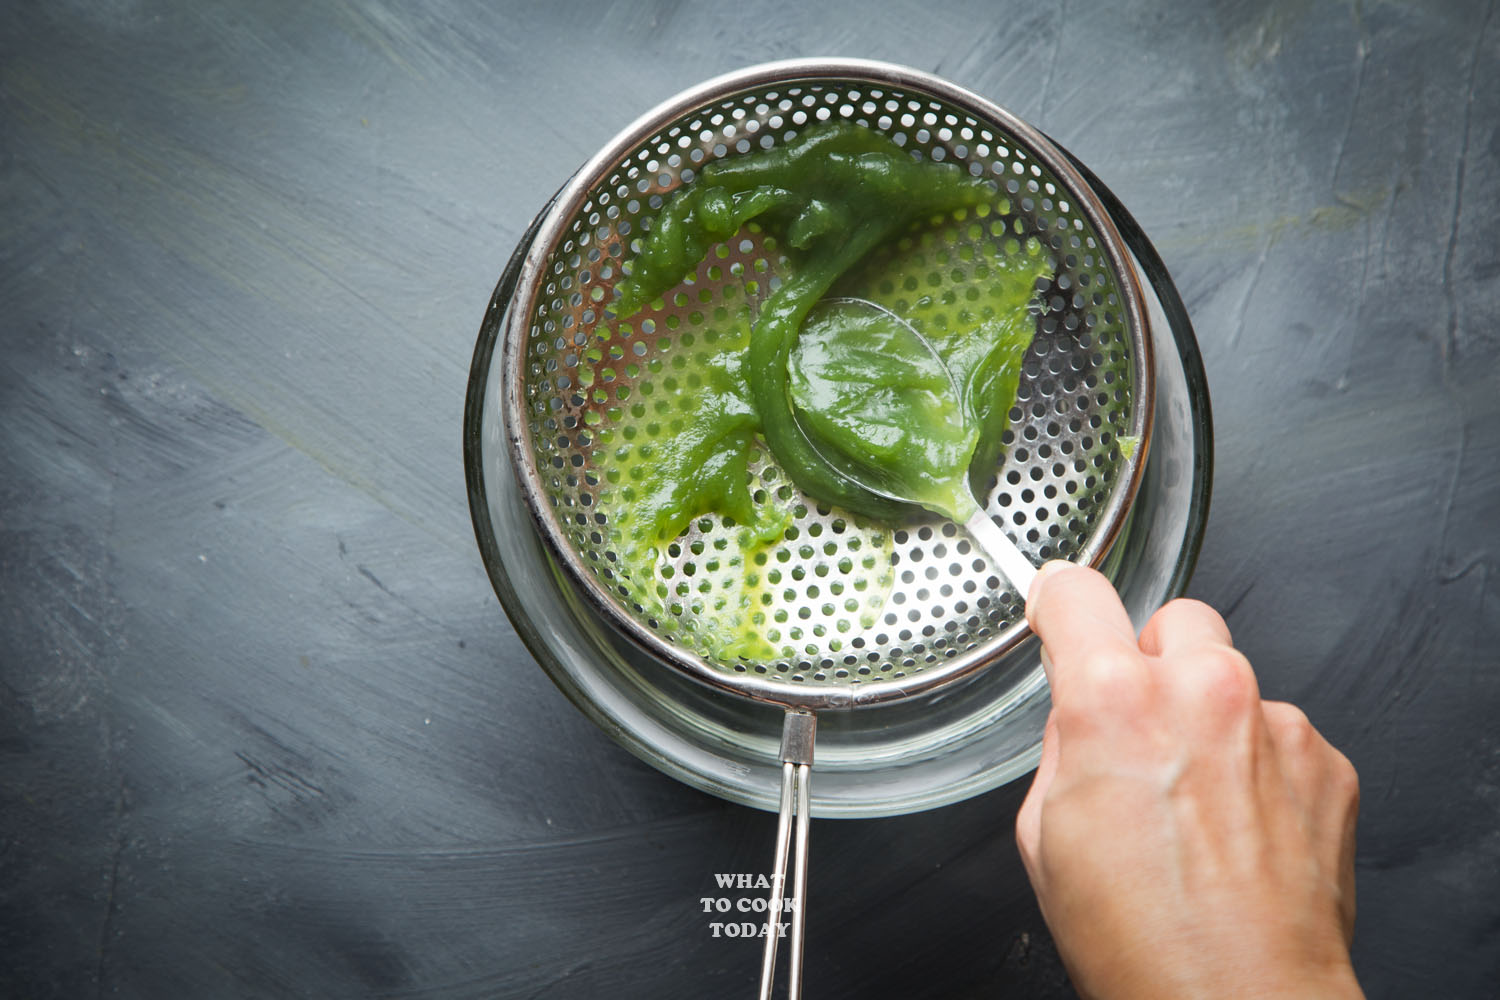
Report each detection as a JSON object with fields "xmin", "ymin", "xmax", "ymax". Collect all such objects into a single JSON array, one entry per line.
[{"xmin": 497, "ymin": 59, "xmax": 1152, "ymax": 998}]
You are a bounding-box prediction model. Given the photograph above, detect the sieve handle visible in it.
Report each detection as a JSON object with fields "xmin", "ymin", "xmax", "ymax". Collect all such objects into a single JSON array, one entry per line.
[
  {"xmin": 963, "ymin": 508, "xmax": 1038, "ymax": 599},
  {"xmin": 759, "ymin": 711, "xmax": 815, "ymax": 1000}
]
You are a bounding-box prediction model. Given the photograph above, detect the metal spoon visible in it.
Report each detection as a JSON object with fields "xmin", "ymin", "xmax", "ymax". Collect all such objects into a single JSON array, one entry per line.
[{"xmin": 790, "ymin": 297, "xmax": 1038, "ymax": 598}]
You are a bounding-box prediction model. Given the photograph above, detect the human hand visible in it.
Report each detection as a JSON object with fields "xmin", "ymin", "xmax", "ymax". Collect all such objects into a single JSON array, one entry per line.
[{"xmin": 1016, "ymin": 563, "xmax": 1362, "ymax": 1000}]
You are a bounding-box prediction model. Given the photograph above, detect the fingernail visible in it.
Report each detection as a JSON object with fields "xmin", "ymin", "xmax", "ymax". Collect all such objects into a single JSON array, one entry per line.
[
  {"xmin": 1028, "ymin": 559, "xmax": 1073, "ymax": 605},
  {"xmin": 1034, "ymin": 559, "xmax": 1074, "ymax": 582}
]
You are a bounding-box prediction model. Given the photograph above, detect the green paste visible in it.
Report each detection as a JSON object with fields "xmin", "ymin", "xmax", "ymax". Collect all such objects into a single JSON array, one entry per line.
[
  {"xmin": 789, "ymin": 299, "xmax": 980, "ymax": 522},
  {"xmin": 787, "ymin": 226, "xmax": 1047, "ymax": 525},
  {"xmin": 585, "ymin": 122, "xmax": 1048, "ymax": 661}
]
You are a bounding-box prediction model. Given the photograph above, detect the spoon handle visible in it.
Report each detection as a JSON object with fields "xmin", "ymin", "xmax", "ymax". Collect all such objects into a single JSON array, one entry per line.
[{"xmin": 962, "ymin": 508, "xmax": 1038, "ymax": 600}]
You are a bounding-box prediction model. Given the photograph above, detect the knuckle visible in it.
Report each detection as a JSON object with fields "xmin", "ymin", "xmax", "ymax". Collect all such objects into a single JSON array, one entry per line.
[
  {"xmin": 1264, "ymin": 701, "xmax": 1318, "ymax": 752},
  {"xmin": 1185, "ymin": 646, "xmax": 1259, "ymax": 713},
  {"xmin": 1143, "ymin": 598, "xmax": 1230, "ymax": 649},
  {"xmin": 1166, "ymin": 597, "xmax": 1225, "ymax": 627},
  {"xmin": 1078, "ymin": 648, "xmax": 1146, "ymax": 684},
  {"xmin": 1331, "ymin": 750, "xmax": 1361, "ymax": 801},
  {"xmin": 1263, "ymin": 699, "xmax": 1311, "ymax": 732},
  {"xmin": 1077, "ymin": 650, "xmax": 1151, "ymax": 709}
]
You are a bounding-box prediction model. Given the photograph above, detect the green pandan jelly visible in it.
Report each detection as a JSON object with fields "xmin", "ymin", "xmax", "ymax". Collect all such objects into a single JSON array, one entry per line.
[
  {"xmin": 837, "ymin": 224, "xmax": 1049, "ymax": 504},
  {"xmin": 614, "ymin": 121, "xmax": 1002, "ymax": 520},
  {"xmin": 588, "ymin": 122, "xmax": 1046, "ymax": 661},
  {"xmin": 788, "ymin": 299, "xmax": 981, "ymax": 522}
]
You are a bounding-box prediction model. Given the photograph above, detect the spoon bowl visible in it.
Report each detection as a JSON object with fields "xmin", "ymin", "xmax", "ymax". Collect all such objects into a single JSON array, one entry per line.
[{"xmin": 788, "ymin": 296, "xmax": 1040, "ymax": 596}]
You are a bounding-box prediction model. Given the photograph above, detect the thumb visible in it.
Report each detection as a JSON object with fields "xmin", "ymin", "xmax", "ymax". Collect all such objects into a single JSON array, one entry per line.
[{"xmin": 1016, "ymin": 709, "xmax": 1061, "ymax": 882}]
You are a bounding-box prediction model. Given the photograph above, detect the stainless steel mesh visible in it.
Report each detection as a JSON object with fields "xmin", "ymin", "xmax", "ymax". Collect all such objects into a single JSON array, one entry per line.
[{"xmin": 502, "ymin": 61, "xmax": 1151, "ymax": 709}]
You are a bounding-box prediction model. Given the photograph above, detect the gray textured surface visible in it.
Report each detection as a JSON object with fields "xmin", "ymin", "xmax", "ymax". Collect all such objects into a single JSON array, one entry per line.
[{"xmin": 2, "ymin": 1, "xmax": 1497, "ymax": 997}]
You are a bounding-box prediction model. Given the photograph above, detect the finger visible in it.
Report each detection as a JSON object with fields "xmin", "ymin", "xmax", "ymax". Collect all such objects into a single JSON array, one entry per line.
[
  {"xmin": 1261, "ymin": 701, "xmax": 1331, "ymax": 799},
  {"xmin": 1263, "ymin": 702, "xmax": 1360, "ymax": 840},
  {"xmin": 1026, "ymin": 562, "xmax": 1141, "ymax": 708},
  {"xmin": 1338, "ymin": 771, "xmax": 1359, "ymax": 944},
  {"xmin": 1138, "ymin": 598, "xmax": 1233, "ymax": 659},
  {"xmin": 1015, "ymin": 710, "xmax": 1061, "ymax": 880},
  {"xmin": 1262, "ymin": 700, "xmax": 1360, "ymax": 939}
]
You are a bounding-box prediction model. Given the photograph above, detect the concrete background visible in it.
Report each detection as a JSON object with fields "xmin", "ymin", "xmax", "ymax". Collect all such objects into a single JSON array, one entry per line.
[{"xmin": 2, "ymin": 1, "xmax": 1496, "ymax": 996}]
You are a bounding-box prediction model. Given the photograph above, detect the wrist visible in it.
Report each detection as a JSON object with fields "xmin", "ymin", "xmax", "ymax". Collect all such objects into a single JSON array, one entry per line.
[
  {"xmin": 1080, "ymin": 954, "xmax": 1364, "ymax": 1000},
  {"xmin": 1290, "ymin": 961, "xmax": 1364, "ymax": 1000},
  {"xmin": 1217, "ymin": 959, "xmax": 1365, "ymax": 1000}
]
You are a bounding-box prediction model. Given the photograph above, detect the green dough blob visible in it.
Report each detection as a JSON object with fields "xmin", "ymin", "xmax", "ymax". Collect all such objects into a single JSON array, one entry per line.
[
  {"xmin": 615, "ymin": 121, "xmax": 1001, "ymax": 520},
  {"xmin": 841, "ymin": 222, "xmax": 1050, "ymax": 502},
  {"xmin": 584, "ymin": 233, "xmax": 895, "ymax": 662},
  {"xmin": 788, "ymin": 300, "xmax": 981, "ymax": 523},
  {"xmin": 585, "ymin": 122, "xmax": 1048, "ymax": 662},
  {"xmin": 593, "ymin": 304, "xmax": 766, "ymax": 554}
]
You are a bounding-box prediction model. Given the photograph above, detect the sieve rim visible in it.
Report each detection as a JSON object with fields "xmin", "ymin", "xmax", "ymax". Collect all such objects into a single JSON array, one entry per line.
[{"xmin": 501, "ymin": 58, "xmax": 1153, "ymax": 712}]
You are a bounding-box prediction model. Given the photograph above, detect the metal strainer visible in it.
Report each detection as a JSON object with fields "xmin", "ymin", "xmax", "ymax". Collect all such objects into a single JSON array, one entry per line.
[{"xmin": 496, "ymin": 59, "xmax": 1152, "ymax": 997}]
